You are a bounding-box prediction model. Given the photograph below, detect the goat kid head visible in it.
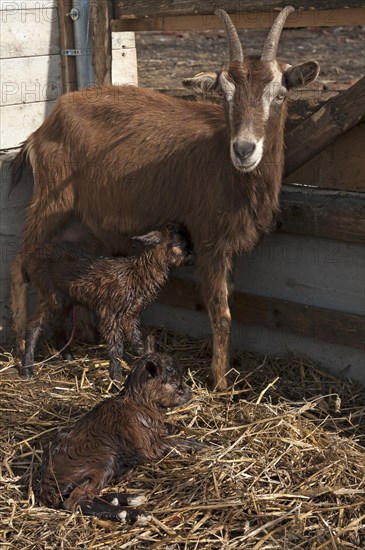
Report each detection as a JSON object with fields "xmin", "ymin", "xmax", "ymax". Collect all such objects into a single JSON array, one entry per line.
[
  {"xmin": 124, "ymin": 349, "xmax": 193, "ymax": 410},
  {"xmin": 132, "ymin": 224, "xmax": 195, "ymax": 267},
  {"xmin": 183, "ymin": 6, "xmax": 320, "ymax": 173}
]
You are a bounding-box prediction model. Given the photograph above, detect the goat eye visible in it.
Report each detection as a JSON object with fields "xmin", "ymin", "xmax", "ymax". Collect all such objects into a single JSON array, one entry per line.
[{"xmin": 275, "ymin": 93, "xmax": 286, "ymax": 102}]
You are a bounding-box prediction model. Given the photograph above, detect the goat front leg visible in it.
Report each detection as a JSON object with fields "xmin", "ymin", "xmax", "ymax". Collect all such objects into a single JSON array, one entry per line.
[
  {"xmin": 124, "ymin": 318, "xmax": 145, "ymax": 356},
  {"xmin": 98, "ymin": 313, "xmax": 126, "ymax": 380},
  {"xmin": 198, "ymin": 255, "xmax": 232, "ymax": 390}
]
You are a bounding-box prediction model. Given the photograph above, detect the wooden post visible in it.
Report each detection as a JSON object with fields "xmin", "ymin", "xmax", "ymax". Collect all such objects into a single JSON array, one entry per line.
[
  {"xmin": 90, "ymin": 0, "xmax": 112, "ymax": 85},
  {"xmin": 58, "ymin": 0, "xmax": 77, "ymax": 93}
]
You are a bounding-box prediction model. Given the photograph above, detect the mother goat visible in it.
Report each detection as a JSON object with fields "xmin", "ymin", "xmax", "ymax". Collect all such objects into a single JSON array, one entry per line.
[{"xmin": 11, "ymin": 7, "xmax": 319, "ymax": 389}]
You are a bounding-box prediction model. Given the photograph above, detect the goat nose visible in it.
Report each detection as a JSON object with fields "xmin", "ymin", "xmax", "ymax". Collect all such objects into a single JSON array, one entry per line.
[{"xmin": 233, "ymin": 141, "xmax": 256, "ymax": 162}]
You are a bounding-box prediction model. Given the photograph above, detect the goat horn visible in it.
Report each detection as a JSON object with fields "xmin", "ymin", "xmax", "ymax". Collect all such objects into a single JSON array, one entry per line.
[
  {"xmin": 215, "ymin": 9, "xmax": 243, "ymax": 62},
  {"xmin": 261, "ymin": 6, "xmax": 295, "ymax": 61}
]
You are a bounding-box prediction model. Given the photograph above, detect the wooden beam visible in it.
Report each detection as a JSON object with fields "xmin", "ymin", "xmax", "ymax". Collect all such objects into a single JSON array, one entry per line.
[
  {"xmin": 111, "ymin": 8, "xmax": 365, "ymax": 31},
  {"xmin": 284, "ymin": 123, "xmax": 365, "ymax": 193},
  {"xmin": 157, "ymin": 278, "xmax": 365, "ymax": 350},
  {"xmin": 113, "ymin": 1, "xmax": 364, "ymax": 18},
  {"xmin": 279, "ymin": 187, "xmax": 365, "ymax": 244},
  {"xmin": 90, "ymin": 0, "xmax": 112, "ymax": 85},
  {"xmin": 284, "ymin": 77, "xmax": 365, "ymax": 176}
]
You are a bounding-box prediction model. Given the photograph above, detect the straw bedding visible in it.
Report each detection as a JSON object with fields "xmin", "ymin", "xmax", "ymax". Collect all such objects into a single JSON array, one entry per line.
[{"xmin": 1, "ymin": 328, "xmax": 364, "ymax": 549}]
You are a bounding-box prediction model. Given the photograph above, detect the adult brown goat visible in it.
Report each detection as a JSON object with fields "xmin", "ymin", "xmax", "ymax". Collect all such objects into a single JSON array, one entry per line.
[{"xmin": 11, "ymin": 7, "xmax": 320, "ymax": 389}]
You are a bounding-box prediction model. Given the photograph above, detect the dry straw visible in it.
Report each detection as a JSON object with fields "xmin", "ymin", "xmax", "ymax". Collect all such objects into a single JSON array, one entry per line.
[{"xmin": 1, "ymin": 328, "xmax": 364, "ymax": 549}]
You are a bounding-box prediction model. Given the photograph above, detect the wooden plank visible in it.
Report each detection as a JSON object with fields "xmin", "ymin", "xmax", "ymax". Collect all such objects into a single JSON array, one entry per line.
[
  {"xmin": 112, "ymin": 43, "xmax": 138, "ymax": 85},
  {"xmin": 90, "ymin": 0, "xmax": 112, "ymax": 85},
  {"xmin": 157, "ymin": 278, "xmax": 364, "ymax": 350},
  {"xmin": 1, "ymin": 101, "xmax": 56, "ymax": 150},
  {"xmin": 285, "ymin": 123, "xmax": 365, "ymax": 192},
  {"xmin": 0, "ymin": 1, "xmax": 58, "ymax": 8},
  {"xmin": 113, "ymin": 1, "xmax": 364, "ymax": 18},
  {"xmin": 111, "ymin": 8, "xmax": 365, "ymax": 31},
  {"xmin": 278, "ymin": 187, "xmax": 365, "ymax": 244},
  {"xmin": 1, "ymin": 55, "xmax": 62, "ymax": 106},
  {"xmin": 111, "ymin": 32, "xmax": 138, "ymax": 85},
  {"xmin": 1, "ymin": 8, "xmax": 60, "ymax": 58},
  {"xmin": 284, "ymin": 77, "xmax": 365, "ymax": 176},
  {"xmin": 112, "ymin": 32, "xmax": 136, "ymax": 50}
]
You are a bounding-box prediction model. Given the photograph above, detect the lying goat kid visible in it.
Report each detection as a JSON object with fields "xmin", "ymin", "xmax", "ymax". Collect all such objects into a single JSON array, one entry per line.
[
  {"xmin": 39, "ymin": 342, "xmax": 196, "ymax": 523},
  {"xmin": 21, "ymin": 225, "xmax": 191, "ymax": 379}
]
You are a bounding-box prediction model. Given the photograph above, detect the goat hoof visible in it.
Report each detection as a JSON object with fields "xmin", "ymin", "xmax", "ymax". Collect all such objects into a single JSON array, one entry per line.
[
  {"xmin": 102, "ymin": 492, "xmax": 147, "ymax": 507},
  {"xmin": 207, "ymin": 371, "xmax": 236, "ymax": 392},
  {"xmin": 116, "ymin": 509, "xmax": 151, "ymax": 525},
  {"xmin": 60, "ymin": 348, "xmax": 75, "ymax": 361},
  {"xmin": 19, "ymin": 366, "xmax": 34, "ymax": 379}
]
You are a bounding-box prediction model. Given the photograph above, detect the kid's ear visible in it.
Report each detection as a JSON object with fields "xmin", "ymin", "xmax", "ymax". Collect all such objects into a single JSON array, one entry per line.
[
  {"xmin": 145, "ymin": 360, "xmax": 158, "ymax": 378},
  {"xmin": 285, "ymin": 60, "xmax": 320, "ymax": 90},
  {"xmin": 182, "ymin": 72, "xmax": 220, "ymax": 94},
  {"xmin": 132, "ymin": 230, "xmax": 162, "ymax": 246}
]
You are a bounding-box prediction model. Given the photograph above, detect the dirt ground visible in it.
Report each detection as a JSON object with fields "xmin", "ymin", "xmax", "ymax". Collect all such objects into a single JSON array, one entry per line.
[{"xmin": 135, "ymin": 26, "xmax": 364, "ymax": 90}]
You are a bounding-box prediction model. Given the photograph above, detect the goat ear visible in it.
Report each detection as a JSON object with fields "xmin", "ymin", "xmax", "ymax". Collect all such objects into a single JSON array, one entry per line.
[
  {"xmin": 145, "ymin": 360, "xmax": 158, "ymax": 378},
  {"xmin": 144, "ymin": 335, "xmax": 155, "ymax": 354},
  {"xmin": 182, "ymin": 72, "xmax": 219, "ymax": 94},
  {"xmin": 132, "ymin": 231, "xmax": 162, "ymax": 246},
  {"xmin": 285, "ymin": 60, "xmax": 320, "ymax": 90}
]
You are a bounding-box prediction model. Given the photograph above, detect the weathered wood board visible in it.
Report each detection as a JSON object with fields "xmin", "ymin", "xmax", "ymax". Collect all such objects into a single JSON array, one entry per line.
[
  {"xmin": 1, "ymin": 56, "xmax": 62, "ymax": 106},
  {"xmin": 112, "ymin": 32, "xmax": 138, "ymax": 85},
  {"xmin": 284, "ymin": 77, "xmax": 365, "ymax": 176},
  {"xmin": 112, "ymin": 6, "xmax": 365, "ymax": 32},
  {"xmin": 1, "ymin": 7, "xmax": 60, "ymax": 59},
  {"xmin": 143, "ymin": 303, "xmax": 365, "ymax": 384},
  {"xmin": 285, "ymin": 123, "xmax": 365, "ymax": 192},
  {"xmin": 1, "ymin": 101, "xmax": 56, "ymax": 150},
  {"xmin": 113, "ymin": 0, "xmax": 364, "ymax": 18}
]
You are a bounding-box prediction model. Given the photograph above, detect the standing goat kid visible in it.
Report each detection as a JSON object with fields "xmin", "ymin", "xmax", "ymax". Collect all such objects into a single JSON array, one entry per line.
[
  {"xmin": 11, "ymin": 6, "xmax": 320, "ymax": 389},
  {"xmin": 21, "ymin": 225, "xmax": 191, "ymax": 379}
]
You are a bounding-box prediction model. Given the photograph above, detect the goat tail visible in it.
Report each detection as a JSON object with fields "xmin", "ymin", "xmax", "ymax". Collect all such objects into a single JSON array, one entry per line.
[{"xmin": 9, "ymin": 138, "xmax": 32, "ymax": 196}]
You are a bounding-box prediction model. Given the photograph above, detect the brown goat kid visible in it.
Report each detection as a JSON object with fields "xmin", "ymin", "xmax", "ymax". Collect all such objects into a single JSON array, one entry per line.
[
  {"xmin": 21, "ymin": 225, "xmax": 191, "ymax": 379},
  {"xmin": 39, "ymin": 341, "xmax": 196, "ymax": 523},
  {"xmin": 11, "ymin": 7, "xmax": 320, "ymax": 389}
]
